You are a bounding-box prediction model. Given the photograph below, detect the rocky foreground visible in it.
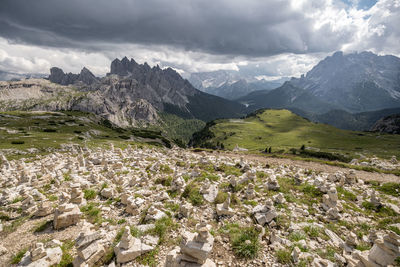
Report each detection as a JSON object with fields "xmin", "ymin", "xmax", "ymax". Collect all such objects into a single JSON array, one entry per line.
[{"xmin": 0, "ymin": 145, "xmax": 400, "ymax": 266}]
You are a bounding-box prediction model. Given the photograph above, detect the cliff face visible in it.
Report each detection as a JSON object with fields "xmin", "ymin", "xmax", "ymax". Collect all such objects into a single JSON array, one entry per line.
[
  {"xmin": 371, "ymin": 114, "xmax": 400, "ymax": 134},
  {"xmin": 0, "ymin": 79, "xmax": 159, "ymax": 127}
]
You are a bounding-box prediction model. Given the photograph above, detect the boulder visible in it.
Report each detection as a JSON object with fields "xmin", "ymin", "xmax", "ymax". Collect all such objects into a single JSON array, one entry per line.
[
  {"xmin": 265, "ymin": 175, "xmax": 280, "ymax": 191},
  {"xmin": 53, "ymin": 203, "xmax": 81, "ymax": 230},
  {"xmin": 180, "ymin": 225, "xmax": 214, "ymax": 264},
  {"xmin": 180, "ymin": 203, "xmax": 193, "ymax": 218},
  {"xmin": 345, "ymin": 170, "xmax": 357, "ymax": 184},
  {"xmin": 100, "ymin": 188, "xmax": 115, "ymax": 199},
  {"xmin": 202, "ymin": 184, "xmax": 218, "ymax": 203},
  {"xmin": 145, "ymin": 206, "xmax": 167, "ymax": 221},
  {"xmin": 368, "ymin": 232, "xmax": 400, "ymax": 266},
  {"xmin": 252, "ymin": 201, "xmax": 277, "ymax": 226},
  {"xmin": 216, "ymin": 193, "xmax": 234, "ymax": 216},
  {"xmin": 244, "ymin": 183, "xmax": 255, "ymax": 199},
  {"xmin": 35, "ymin": 201, "xmax": 53, "ymax": 217},
  {"xmin": 114, "ymin": 226, "xmax": 154, "ymax": 263}
]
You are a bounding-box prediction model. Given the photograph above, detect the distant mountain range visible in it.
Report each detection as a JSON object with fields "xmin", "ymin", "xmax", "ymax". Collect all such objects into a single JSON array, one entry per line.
[
  {"xmin": 189, "ymin": 69, "xmax": 288, "ymax": 100},
  {"xmin": 240, "ymin": 51, "xmax": 400, "ymax": 114},
  {"xmin": 0, "ymin": 70, "xmax": 46, "ymax": 81}
]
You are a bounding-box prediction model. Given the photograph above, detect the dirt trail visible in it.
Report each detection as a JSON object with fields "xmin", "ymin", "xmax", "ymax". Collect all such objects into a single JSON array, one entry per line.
[{"xmin": 217, "ymin": 151, "xmax": 400, "ymax": 183}]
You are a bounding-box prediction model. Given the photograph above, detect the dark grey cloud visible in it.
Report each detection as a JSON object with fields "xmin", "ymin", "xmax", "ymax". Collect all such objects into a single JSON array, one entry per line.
[{"xmin": 0, "ymin": 0, "xmax": 351, "ymax": 57}]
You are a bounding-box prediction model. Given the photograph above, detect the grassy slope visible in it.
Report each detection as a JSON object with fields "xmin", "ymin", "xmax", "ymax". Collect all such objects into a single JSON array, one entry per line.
[
  {"xmin": 154, "ymin": 113, "xmax": 205, "ymax": 144},
  {"xmin": 192, "ymin": 109, "xmax": 400, "ymax": 159},
  {"xmin": 0, "ymin": 111, "xmax": 168, "ymax": 157}
]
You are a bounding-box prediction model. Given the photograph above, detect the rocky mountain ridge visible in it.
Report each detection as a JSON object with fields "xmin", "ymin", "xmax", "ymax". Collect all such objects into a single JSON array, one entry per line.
[
  {"xmin": 1, "ymin": 57, "xmax": 246, "ymax": 129},
  {"xmin": 49, "ymin": 67, "xmax": 99, "ymax": 85}
]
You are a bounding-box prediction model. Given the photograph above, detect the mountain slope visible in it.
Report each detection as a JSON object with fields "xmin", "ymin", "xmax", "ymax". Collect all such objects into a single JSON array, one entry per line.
[
  {"xmin": 288, "ymin": 107, "xmax": 400, "ymax": 132},
  {"xmin": 371, "ymin": 114, "xmax": 400, "ymax": 134},
  {"xmin": 190, "ymin": 109, "xmax": 400, "ymax": 158},
  {"xmin": 240, "ymin": 51, "xmax": 400, "ymax": 114},
  {"xmin": 239, "ymin": 82, "xmax": 337, "ymax": 113}
]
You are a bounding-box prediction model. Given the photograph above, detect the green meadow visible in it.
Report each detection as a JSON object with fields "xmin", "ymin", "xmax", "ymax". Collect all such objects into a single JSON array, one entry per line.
[{"xmin": 191, "ymin": 109, "xmax": 400, "ymax": 159}]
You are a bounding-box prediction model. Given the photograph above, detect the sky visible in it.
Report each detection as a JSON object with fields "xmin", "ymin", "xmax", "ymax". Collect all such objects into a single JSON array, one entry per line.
[{"xmin": 0, "ymin": 0, "xmax": 398, "ymax": 79}]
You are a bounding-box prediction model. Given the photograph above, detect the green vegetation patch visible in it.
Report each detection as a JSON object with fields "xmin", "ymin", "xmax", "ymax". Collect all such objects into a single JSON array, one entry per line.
[
  {"xmin": 33, "ymin": 220, "xmax": 53, "ymax": 233},
  {"xmin": 190, "ymin": 109, "xmax": 400, "ymax": 159},
  {"xmin": 11, "ymin": 248, "xmax": 28, "ymax": 264},
  {"xmin": 181, "ymin": 182, "xmax": 204, "ymax": 206},
  {"xmin": 219, "ymin": 223, "xmax": 260, "ymax": 259},
  {"xmin": 80, "ymin": 202, "xmax": 103, "ymax": 224},
  {"xmin": 83, "ymin": 189, "xmax": 97, "ymax": 200}
]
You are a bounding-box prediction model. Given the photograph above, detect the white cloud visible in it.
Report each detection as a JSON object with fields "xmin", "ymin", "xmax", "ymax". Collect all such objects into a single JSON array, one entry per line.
[{"xmin": 0, "ymin": 38, "xmax": 110, "ymax": 75}]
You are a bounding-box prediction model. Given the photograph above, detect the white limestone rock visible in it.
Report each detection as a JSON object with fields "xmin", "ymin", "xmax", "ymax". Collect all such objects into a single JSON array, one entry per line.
[
  {"xmin": 114, "ymin": 226, "xmax": 154, "ymax": 264},
  {"xmin": 53, "ymin": 203, "xmax": 81, "ymax": 230},
  {"xmin": 368, "ymin": 232, "xmax": 400, "ymax": 266},
  {"xmin": 216, "ymin": 193, "xmax": 234, "ymax": 216}
]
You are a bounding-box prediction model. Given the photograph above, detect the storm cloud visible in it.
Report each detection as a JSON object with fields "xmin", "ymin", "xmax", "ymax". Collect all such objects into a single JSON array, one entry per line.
[
  {"xmin": 0, "ymin": 0, "xmax": 398, "ymax": 76},
  {"xmin": 0, "ymin": 0, "xmax": 360, "ymax": 56}
]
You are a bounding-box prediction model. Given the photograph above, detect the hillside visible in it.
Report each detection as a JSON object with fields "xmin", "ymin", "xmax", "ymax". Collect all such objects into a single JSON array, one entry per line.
[
  {"xmin": 290, "ymin": 107, "xmax": 400, "ymax": 131},
  {"xmin": 190, "ymin": 109, "xmax": 400, "ymax": 159},
  {"xmin": 1, "ymin": 136, "xmax": 400, "ymax": 267},
  {"xmin": 0, "ymin": 111, "xmax": 178, "ymax": 154},
  {"xmin": 239, "ymin": 82, "xmax": 336, "ymax": 114}
]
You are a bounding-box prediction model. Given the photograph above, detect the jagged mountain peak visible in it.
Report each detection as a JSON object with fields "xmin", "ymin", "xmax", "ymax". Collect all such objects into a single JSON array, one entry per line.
[
  {"xmin": 79, "ymin": 67, "xmax": 98, "ymax": 85},
  {"xmin": 49, "ymin": 66, "xmax": 98, "ymax": 85}
]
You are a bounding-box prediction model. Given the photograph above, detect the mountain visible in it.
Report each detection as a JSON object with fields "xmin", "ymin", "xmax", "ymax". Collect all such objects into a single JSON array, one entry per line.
[
  {"xmin": 189, "ymin": 70, "xmax": 242, "ymax": 90},
  {"xmin": 238, "ymin": 82, "xmax": 336, "ymax": 113},
  {"xmin": 0, "ymin": 70, "xmax": 46, "ymax": 81},
  {"xmin": 189, "ymin": 69, "xmax": 288, "ymax": 100},
  {"xmin": 103, "ymin": 57, "xmax": 246, "ymax": 121},
  {"xmin": 240, "ymin": 51, "xmax": 400, "ymax": 114},
  {"xmin": 49, "ymin": 67, "xmax": 99, "ymax": 85},
  {"xmin": 201, "ymin": 79, "xmax": 280, "ymax": 100},
  {"xmin": 371, "ymin": 114, "xmax": 400, "ymax": 134},
  {"xmin": 0, "ymin": 57, "xmax": 245, "ymax": 129}
]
